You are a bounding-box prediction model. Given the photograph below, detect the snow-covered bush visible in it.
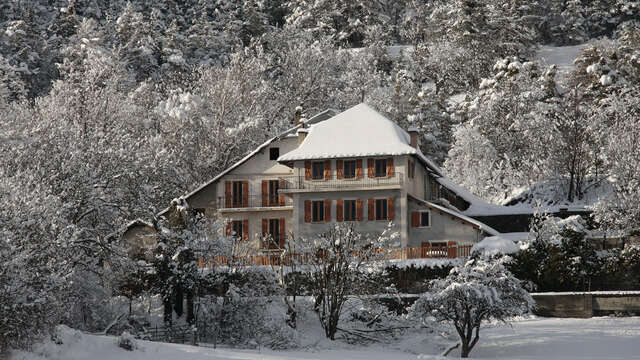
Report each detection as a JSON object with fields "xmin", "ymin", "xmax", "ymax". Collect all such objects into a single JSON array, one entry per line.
[
  {"xmin": 117, "ymin": 331, "xmax": 137, "ymax": 351},
  {"xmin": 508, "ymin": 215, "xmax": 600, "ymax": 292},
  {"xmin": 411, "ymin": 257, "xmax": 533, "ymax": 358}
]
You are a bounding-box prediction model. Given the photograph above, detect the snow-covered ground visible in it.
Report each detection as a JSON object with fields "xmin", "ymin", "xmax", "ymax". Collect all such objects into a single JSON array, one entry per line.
[
  {"xmin": 465, "ymin": 316, "xmax": 640, "ymax": 360},
  {"xmin": 10, "ymin": 317, "xmax": 640, "ymax": 360},
  {"xmin": 535, "ymin": 44, "xmax": 587, "ymax": 75}
]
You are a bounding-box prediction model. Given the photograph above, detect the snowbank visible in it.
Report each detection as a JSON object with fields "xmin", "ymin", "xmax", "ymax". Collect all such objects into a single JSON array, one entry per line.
[{"xmin": 471, "ymin": 236, "xmax": 521, "ymax": 256}]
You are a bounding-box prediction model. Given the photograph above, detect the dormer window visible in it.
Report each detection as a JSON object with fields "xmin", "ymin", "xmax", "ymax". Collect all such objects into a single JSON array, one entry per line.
[
  {"xmin": 312, "ymin": 161, "xmax": 325, "ymax": 180},
  {"xmin": 269, "ymin": 147, "xmax": 279, "ymax": 160},
  {"xmin": 374, "ymin": 159, "xmax": 387, "ymax": 177}
]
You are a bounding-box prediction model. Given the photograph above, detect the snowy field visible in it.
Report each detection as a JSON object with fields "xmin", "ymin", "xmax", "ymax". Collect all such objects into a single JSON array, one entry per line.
[{"xmin": 10, "ymin": 317, "xmax": 640, "ymax": 360}]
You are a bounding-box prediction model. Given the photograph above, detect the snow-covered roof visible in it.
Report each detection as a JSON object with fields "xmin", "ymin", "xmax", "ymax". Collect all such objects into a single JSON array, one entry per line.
[
  {"xmin": 435, "ymin": 176, "xmax": 491, "ymax": 211},
  {"xmin": 278, "ymin": 103, "xmax": 443, "ymax": 176},
  {"xmin": 410, "ymin": 196, "xmax": 499, "ymax": 236},
  {"xmin": 157, "ymin": 108, "xmax": 339, "ymax": 217}
]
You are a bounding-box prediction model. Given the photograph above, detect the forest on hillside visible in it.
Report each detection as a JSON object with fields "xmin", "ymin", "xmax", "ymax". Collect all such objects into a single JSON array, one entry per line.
[{"xmin": 2, "ymin": 0, "xmax": 640, "ymax": 353}]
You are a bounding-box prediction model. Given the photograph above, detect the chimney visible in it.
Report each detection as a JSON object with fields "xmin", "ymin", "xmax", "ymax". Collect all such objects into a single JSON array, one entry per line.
[
  {"xmin": 408, "ymin": 126, "xmax": 420, "ymax": 149},
  {"xmin": 297, "ymin": 128, "xmax": 309, "ymax": 145},
  {"xmin": 294, "ymin": 105, "xmax": 303, "ymax": 125}
]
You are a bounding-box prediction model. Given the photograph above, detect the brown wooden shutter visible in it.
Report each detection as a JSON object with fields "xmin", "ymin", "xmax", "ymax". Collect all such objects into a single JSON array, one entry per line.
[
  {"xmin": 356, "ymin": 200, "xmax": 363, "ymax": 221},
  {"xmin": 368, "ymin": 199, "xmax": 375, "ymax": 220},
  {"xmin": 242, "ymin": 180, "xmax": 249, "ymax": 207},
  {"xmin": 225, "ymin": 220, "xmax": 232, "ymax": 236},
  {"xmin": 324, "ymin": 160, "xmax": 331, "ymax": 180},
  {"xmin": 367, "ymin": 159, "xmax": 375, "ymax": 178},
  {"xmin": 262, "ymin": 219, "xmax": 268, "ymax": 237},
  {"xmin": 279, "ymin": 218, "xmax": 286, "ymax": 247},
  {"xmin": 324, "ymin": 199, "xmax": 331, "ymax": 222},
  {"xmin": 411, "ymin": 212, "xmax": 420, "ymax": 227},
  {"xmin": 261, "ymin": 180, "xmax": 268, "ymax": 206},
  {"xmin": 387, "ymin": 157, "xmax": 394, "ymax": 177},
  {"xmin": 279, "ymin": 179, "xmax": 285, "ymax": 206},
  {"xmin": 225, "ymin": 181, "xmax": 231, "ymax": 208},
  {"xmin": 336, "ymin": 200, "xmax": 344, "ymax": 222},
  {"xmin": 336, "ymin": 160, "xmax": 343, "ymax": 179},
  {"xmin": 388, "ymin": 197, "xmax": 394, "ymax": 220},
  {"xmin": 242, "ymin": 220, "xmax": 249, "ymax": 240},
  {"xmin": 304, "ymin": 200, "xmax": 311, "ymax": 223},
  {"xmin": 305, "ymin": 161, "xmax": 311, "ymax": 180},
  {"xmin": 356, "ymin": 159, "xmax": 363, "ymax": 179}
]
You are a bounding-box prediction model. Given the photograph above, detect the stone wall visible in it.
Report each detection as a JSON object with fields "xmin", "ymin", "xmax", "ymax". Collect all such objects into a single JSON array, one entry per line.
[{"xmin": 532, "ymin": 292, "xmax": 640, "ymax": 318}]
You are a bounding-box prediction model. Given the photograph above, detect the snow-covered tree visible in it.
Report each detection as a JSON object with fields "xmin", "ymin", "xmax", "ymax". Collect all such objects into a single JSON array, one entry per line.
[
  {"xmin": 592, "ymin": 90, "xmax": 640, "ymax": 231},
  {"xmin": 411, "ymin": 257, "xmax": 533, "ymax": 358},
  {"xmin": 296, "ymin": 223, "xmax": 398, "ymax": 340}
]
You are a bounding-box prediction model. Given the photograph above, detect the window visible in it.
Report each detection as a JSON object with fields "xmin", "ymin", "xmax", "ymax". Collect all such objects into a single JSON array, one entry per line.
[
  {"xmin": 420, "ymin": 211, "xmax": 430, "ymax": 227},
  {"xmin": 232, "ymin": 181, "xmax": 244, "ymax": 207},
  {"xmin": 408, "ymin": 160, "xmax": 415, "ymax": 179},
  {"xmin": 312, "ymin": 200, "xmax": 324, "ymax": 222},
  {"xmin": 375, "ymin": 199, "xmax": 388, "ymax": 220},
  {"xmin": 343, "ymin": 160, "xmax": 356, "ymax": 179},
  {"xmin": 374, "ymin": 159, "xmax": 387, "ymax": 177},
  {"xmin": 269, "ymin": 147, "xmax": 279, "ymax": 160},
  {"xmin": 344, "ymin": 200, "xmax": 356, "ymax": 221},
  {"xmin": 232, "ymin": 220, "xmax": 243, "ymax": 238},
  {"xmin": 268, "ymin": 219, "xmax": 280, "ymax": 242},
  {"xmin": 268, "ymin": 180, "xmax": 279, "ymax": 205},
  {"xmin": 312, "ymin": 161, "xmax": 325, "ymax": 180}
]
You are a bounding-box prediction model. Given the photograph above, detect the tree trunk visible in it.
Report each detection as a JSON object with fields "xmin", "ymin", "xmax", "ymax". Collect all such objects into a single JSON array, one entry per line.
[
  {"xmin": 186, "ymin": 290, "xmax": 194, "ymax": 324},
  {"xmin": 460, "ymin": 339, "xmax": 471, "ymax": 358}
]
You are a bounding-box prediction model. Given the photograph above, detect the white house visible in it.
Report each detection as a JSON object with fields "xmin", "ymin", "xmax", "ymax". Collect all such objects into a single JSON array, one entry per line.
[{"xmin": 127, "ymin": 104, "xmax": 498, "ymax": 258}]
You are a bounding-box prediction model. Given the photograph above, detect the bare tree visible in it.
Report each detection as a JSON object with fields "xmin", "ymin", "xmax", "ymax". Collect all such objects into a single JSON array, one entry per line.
[{"xmin": 296, "ymin": 223, "xmax": 396, "ymax": 340}]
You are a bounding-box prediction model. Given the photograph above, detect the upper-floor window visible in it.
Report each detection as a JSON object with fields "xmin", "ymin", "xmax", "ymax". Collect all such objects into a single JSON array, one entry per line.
[
  {"xmin": 343, "ymin": 160, "xmax": 356, "ymax": 179},
  {"xmin": 375, "ymin": 198, "xmax": 388, "ymax": 220},
  {"xmin": 312, "ymin": 161, "xmax": 325, "ymax": 180},
  {"xmin": 374, "ymin": 159, "xmax": 387, "ymax": 177},
  {"xmin": 344, "ymin": 200, "xmax": 357, "ymax": 221},
  {"xmin": 408, "ymin": 159, "xmax": 415, "ymax": 179},
  {"xmin": 268, "ymin": 180, "xmax": 279, "ymax": 205},
  {"xmin": 420, "ymin": 211, "xmax": 430, "ymax": 227},
  {"xmin": 312, "ymin": 200, "xmax": 324, "ymax": 222},
  {"xmin": 269, "ymin": 147, "xmax": 279, "ymax": 160},
  {"xmin": 412, "ymin": 210, "xmax": 431, "ymax": 227},
  {"xmin": 232, "ymin": 181, "xmax": 244, "ymax": 207}
]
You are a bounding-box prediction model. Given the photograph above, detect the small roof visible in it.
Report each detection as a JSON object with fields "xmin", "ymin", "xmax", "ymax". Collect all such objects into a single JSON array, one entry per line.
[{"xmin": 278, "ymin": 103, "xmax": 442, "ymax": 175}]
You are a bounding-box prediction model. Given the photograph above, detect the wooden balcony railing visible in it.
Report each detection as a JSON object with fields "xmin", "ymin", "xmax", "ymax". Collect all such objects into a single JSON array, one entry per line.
[{"xmin": 198, "ymin": 244, "xmax": 473, "ymax": 268}]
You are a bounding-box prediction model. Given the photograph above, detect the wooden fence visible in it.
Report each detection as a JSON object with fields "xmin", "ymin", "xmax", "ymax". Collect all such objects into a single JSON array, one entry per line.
[{"xmin": 198, "ymin": 244, "xmax": 473, "ymax": 268}]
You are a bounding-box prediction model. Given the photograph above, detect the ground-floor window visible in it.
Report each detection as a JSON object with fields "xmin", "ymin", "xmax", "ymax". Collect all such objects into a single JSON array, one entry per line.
[
  {"xmin": 312, "ymin": 200, "xmax": 324, "ymax": 222},
  {"xmin": 375, "ymin": 198, "xmax": 388, "ymax": 220},
  {"xmin": 232, "ymin": 220, "xmax": 243, "ymax": 238},
  {"xmin": 344, "ymin": 200, "xmax": 356, "ymax": 221}
]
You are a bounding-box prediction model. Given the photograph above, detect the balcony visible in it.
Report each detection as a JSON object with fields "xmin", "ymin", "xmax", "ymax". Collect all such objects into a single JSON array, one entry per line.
[
  {"xmin": 217, "ymin": 195, "xmax": 293, "ymax": 212},
  {"xmin": 278, "ymin": 173, "xmax": 404, "ymax": 193}
]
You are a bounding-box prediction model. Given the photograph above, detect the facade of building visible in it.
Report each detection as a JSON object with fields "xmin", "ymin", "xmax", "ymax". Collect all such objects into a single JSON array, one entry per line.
[{"xmin": 149, "ymin": 103, "xmax": 497, "ymax": 255}]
